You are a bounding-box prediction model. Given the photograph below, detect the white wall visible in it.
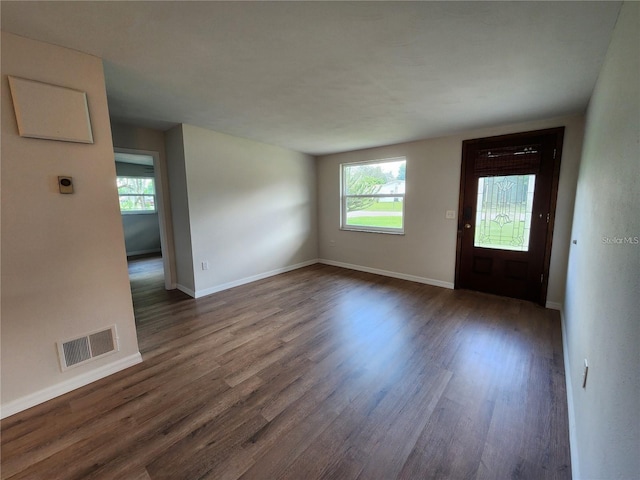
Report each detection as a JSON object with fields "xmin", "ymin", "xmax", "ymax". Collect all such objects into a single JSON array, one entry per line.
[
  {"xmin": 563, "ymin": 3, "xmax": 639, "ymax": 478},
  {"xmin": 120, "ymin": 214, "xmax": 161, "ymax": 255},
  {"xmin": 317, "ymin": 114, "xmax": 584, "ymax": 305},
  {"xmin": 1, "ymin": 33, "xmax": 141, "ymax": 416},
  {"xmin": 167, "ymin": 123, "xmax": 318, "ymax": 297}
]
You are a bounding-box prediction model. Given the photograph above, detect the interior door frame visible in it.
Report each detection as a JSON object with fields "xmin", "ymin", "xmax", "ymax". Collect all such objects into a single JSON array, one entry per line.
[
  {"xmin": 454, "ymin": 127, "xmax": 564, "ymax": 305},
  {"xmin": 115, "ymin": 147, "xmax": 176, "ymax": 291}
]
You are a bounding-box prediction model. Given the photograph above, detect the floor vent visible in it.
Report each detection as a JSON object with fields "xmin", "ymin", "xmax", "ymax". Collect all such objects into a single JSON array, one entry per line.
[{"xmin": 58, "ymin": 326, "xmax": 119, "ymax": 371}]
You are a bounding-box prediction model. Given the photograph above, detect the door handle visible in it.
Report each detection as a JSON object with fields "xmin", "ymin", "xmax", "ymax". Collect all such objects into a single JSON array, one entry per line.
[{"xmin": 464, "ymin": 223, "xmax": 472, "ymax": 229}]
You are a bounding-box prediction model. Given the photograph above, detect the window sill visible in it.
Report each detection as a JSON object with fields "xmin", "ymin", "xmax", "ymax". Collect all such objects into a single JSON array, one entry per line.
[
  {"xmin": 340, "ymin": 226, "xmax": 405, "ymax": 235},
  {"xmin": 121, "ymin": 211, "xmax": 158, "ymax": 216}
]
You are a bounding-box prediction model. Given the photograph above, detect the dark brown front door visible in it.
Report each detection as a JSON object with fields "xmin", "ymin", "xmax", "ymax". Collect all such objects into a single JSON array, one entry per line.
[{"xmin": 455, "ymin": 128, "xmax": 564, "ymax": 305}]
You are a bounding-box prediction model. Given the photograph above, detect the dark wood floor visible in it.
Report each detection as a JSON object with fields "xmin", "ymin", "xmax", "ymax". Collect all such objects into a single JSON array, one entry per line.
[{"xmin": 1, "ymin": 257, "xmax": 571, "ymax": 479}]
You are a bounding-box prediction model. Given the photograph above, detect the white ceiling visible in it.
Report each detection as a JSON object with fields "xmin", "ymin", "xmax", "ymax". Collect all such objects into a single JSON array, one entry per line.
[{"xmin": 1, "ymin": 1, "xmax": 622, "ymax": 155}]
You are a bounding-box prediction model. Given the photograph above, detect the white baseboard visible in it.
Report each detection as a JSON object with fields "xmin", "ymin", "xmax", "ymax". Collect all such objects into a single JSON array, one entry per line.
[
  {"xmin": 0, "ymin": 352, "xmax": 143, "ymax": 419},
  {"xmin": 546, "ymin": 301, "xmax": 563, "ymax": 310},
  {"xmin": 318, "ymin": 259, "xmax": 455, "ymax": 290},
  {"xmin": 560, "ymin": 307, "xmax": 580, "ymax": 480},
  {"xmin": 176, "ymin": 283, "xmax": 196, "ymax": 297},
  {"xmin": 193, "ymin": 259, "xmax": 320, "ymax": 299}
]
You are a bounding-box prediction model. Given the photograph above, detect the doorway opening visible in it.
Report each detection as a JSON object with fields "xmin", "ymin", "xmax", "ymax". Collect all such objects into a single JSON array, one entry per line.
[
  {"xmin": 455, "ymin": 127, "xmax": 564, "ymax": 305},
  {"xmin": 114, "ymin": 148, "xmax": 174, "ymax": 294}
]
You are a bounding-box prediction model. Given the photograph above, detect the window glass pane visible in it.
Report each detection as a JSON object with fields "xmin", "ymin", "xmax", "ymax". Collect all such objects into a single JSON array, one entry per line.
[
  {"xmin": 143, "ymin": 195, "xmax": 155, "ymax": 209},
  {"xmin": 346, "ymin": 197, "xmax": 404, "ymax": 230},
  {"xmin": 344, "ymin": 160, "xmax": 405, "ymax": 195},
  {"xmin": 119, "ymin": 196, "xmax": 135, "ymax": 211},
  {"xmin": 117, "ymin": 177, "xmax": 156, "ymax": 212},
  {"xmin": 117, "ymin": 177, "xmax": 155, "ymax": 195},
  {"xmin": 342, "ymin": 158, "xmax": 406, "ymax": 233},
  {"xmin": 474, "ymin": 174, "xmax": 535, "ymax": 251},
  {"xmin": 119, "ymin": 195, "xmax": 156, "ymax": 212}
]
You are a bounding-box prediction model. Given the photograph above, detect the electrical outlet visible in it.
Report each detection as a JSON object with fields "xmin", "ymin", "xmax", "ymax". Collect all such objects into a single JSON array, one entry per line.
[
  {"xmin": 329, "ymin": 240, "xmax": 336, "ymax": 247},
  {"xmin": 201, "ymin": 261, "xmax": 209, "ymax": 271}
]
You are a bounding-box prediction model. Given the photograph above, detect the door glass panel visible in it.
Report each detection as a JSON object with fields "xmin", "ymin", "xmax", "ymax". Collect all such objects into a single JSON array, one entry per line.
[{"xmin": 474, "ymin": 174, "xmax": 536, "ymax": 251}]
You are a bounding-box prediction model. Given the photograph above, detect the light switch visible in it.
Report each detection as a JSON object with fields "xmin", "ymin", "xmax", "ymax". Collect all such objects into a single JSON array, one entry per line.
[{"xmin": 445, "ymin": 210, "xmax": 456, "ymax": 219}]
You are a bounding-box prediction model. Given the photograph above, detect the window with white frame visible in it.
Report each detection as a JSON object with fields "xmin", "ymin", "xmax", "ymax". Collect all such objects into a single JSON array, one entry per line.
[
  {"xmin": 117, "ymin": 177, "xmax": 156, "ymax": 213},
  {"xmin": 341, "ymin": 157, "xmax": 406, "ymax": 234}
]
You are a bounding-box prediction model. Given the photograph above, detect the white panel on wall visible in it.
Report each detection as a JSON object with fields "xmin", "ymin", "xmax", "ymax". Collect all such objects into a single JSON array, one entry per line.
[{"xmin": 8, "ymin": 75, "xmax": 94, "ymax": 144}]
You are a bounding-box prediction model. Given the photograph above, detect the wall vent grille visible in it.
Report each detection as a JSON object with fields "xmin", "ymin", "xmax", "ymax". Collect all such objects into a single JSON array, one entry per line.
[
  {"xmin": 89, "ymin": 329, "xmax": 115, "ymax": 357},
  {"xmin": 58, "ymin": 325, "xmax": 119, "ymax": 371}
]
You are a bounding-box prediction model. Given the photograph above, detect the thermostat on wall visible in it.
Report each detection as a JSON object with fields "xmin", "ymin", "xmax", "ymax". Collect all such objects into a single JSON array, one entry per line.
[{"xmin": 58, "ymin": 176, "xmax": 74, "ymax": 194}]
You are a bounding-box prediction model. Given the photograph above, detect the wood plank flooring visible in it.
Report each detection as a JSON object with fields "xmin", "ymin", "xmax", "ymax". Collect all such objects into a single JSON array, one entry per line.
[{"xmin": 1, "ymin": 258, "xmax": 571, "ymax": 479}]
